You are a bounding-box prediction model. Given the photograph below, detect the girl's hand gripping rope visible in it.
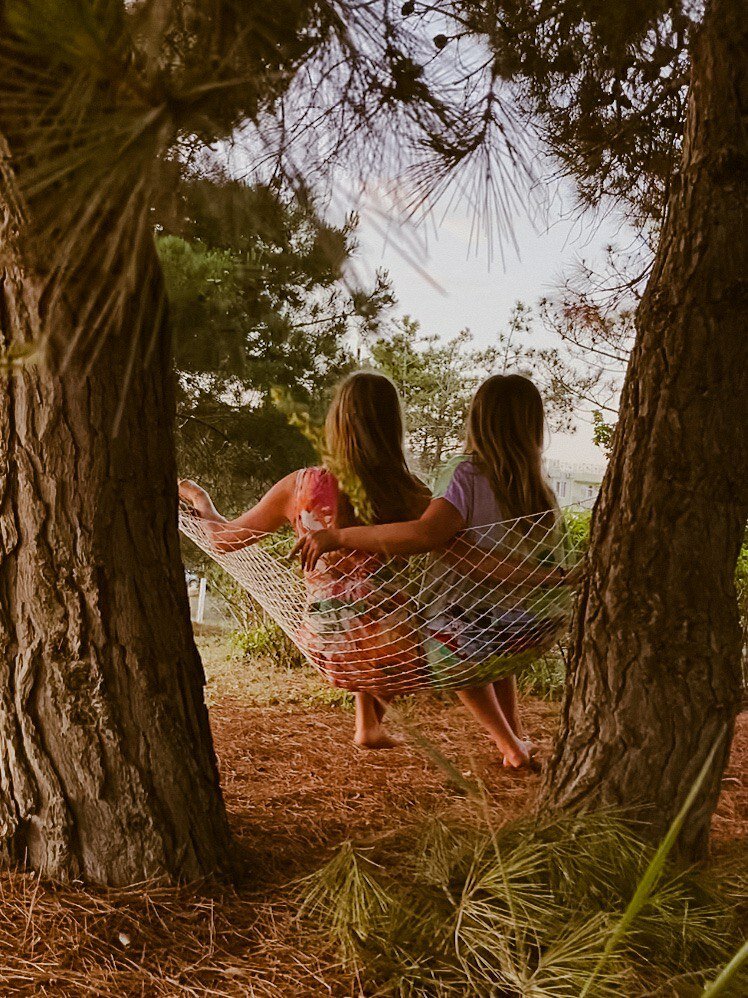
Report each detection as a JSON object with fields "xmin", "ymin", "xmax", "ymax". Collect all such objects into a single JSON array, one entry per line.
[
  {"xmin": 178, "ymin": 479, "xmax": 214, "ymax": 518},
  {"xmin": 291, "ymin": 528, "xmax": 342, "ymax": 572}
]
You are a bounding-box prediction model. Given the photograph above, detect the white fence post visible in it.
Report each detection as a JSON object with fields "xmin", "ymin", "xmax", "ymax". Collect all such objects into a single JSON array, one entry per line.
[{"xmin": 196, "ymin": 577, "xmax": 207, "ymax": 624}]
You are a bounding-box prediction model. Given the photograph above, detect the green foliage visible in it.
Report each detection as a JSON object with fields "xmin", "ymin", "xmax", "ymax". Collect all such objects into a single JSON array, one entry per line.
[
  {"xmin": 370, "ymin": 305, "xmax": 589, "ymax": 476},
  {"xmin": 516, "ymin": 653, "xmax": 566, "ymax": 701},
  {"xmin": 0, "ymin": 0, "xmax": 542, "ymax": 372},
  {"xmin": 370, "ymin": 320, "xmax": 483, "ymax": 474},
  {"xmin": 580, "ymin": 739, "xmax": 722, "ymax": 995},
  {"xmin": 156, "ymin": 236, "xmax": 239, "ymax": 339},
  {"xmin": 307, "ymin": 684, "xmax": 356, "ymax": 712},
  {"xmin": 231, "ymin": 618, "xmax": 304, "ymax": 671},
  {"xmin": 563, "ymin": 508, "xmax": 592, "ymax": 562},
  {"xmin": 225, "ymin": 597, "xmax": 355, "ymax": 708},
  {"xmin": 298, "ymin": 843, "xmax": 393, "ymax": 958},
  {"xmin": 1, "ymin": 0, "xmax": 354, "ymax": 364},
  {"xmin": 224, "ymin": 603, "xmax": 355, "ymax": 708},
  {"xmin": 702, "ymin": 940, "xmax": 748, "ymax": 998},
  {"xmin": 592, "ymin": 411, "xmax": 616, "ymax": 456},
  {"xmin": 457, "ymin": 2, "xmax": 694, "ymax": 227},
  {"xmin": 297, "ymin": 809, "xmax": 747, "ymax": 996},
  {"xmin": 230, "ymin": 623, "xmax": 356, "ymax": 707},
  {"xmin": 1, "ymin": 0, "xmax": 701, "ymax": 375},
  {"xmin": 159, "ymin": 176, "xmax": 393, "ymax": 512},
  {"xmin": 198, "ymin": 630, "xmax": 356, "ymax": 709}
]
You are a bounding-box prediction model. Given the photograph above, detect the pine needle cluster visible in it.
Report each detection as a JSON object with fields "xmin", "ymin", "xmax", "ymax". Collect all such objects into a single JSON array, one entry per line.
[{"xmin": 296, "ymin": 808, "xmax": 747, "ymax": 996}]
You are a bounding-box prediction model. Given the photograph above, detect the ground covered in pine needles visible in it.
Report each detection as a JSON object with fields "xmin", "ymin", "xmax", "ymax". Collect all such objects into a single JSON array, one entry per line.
[{"xmin": 0, "ymin": 630, "xmax": 745, "ymax": 996}]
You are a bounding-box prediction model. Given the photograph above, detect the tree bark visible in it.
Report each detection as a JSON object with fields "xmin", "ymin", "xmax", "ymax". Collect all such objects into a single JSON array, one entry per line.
[
  {"xmin": 0, "ymin": 162, "xmax": 232, "ymax": 885},
  {"xmin": 543, "ymin": 0, "xmax": 748, "ymax": 858}
]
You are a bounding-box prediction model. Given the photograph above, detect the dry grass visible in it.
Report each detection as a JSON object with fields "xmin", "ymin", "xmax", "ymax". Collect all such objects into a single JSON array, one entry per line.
[
  {"xmin": 0, "ymin": 634, "xmax": 745, "ymax": 996},
  {"xmin": 0, "ymin": 871, "xmax": 352, "ymax": 996}
]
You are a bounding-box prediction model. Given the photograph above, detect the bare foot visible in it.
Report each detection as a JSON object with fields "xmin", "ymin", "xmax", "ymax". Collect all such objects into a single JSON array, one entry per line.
[
  {"xmin": 354, "ymin": 730, "xmax": 404, "ymax": 750},
  {"xmin": 502, "ymin": 740, "xmax": 540, "ymax": 771}
]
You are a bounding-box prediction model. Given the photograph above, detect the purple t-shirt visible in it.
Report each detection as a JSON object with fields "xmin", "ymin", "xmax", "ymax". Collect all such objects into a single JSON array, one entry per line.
[
  {"xmin": 423, "ymin": 456, "xmax": 568, "ymax": 659},
  {"xmin": 422, "ymin": 455, "xmax": 511, "ymax": 623},
  {"xmin": 440, "ymin": 456, "xmax": 505, "ymax": 530}
]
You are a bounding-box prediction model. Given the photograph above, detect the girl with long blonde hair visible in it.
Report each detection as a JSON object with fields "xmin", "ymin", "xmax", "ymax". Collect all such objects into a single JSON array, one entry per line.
[
  {"xmin": 179, "ymin": 371, "xmax": 430, "ymax": 748},
  {"xmin": 294, "ymin": 374, "xmax": 568, "ymax": 768}
]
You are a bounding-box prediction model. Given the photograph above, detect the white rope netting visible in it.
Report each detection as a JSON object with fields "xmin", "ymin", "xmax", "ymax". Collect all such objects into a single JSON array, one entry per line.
[{"xmin": 180, "ymin": 501, "xmax": 589, "ymax": 695}]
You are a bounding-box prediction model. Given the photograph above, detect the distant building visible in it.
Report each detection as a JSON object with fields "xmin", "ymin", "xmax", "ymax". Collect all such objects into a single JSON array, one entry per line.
[{"xmin": 545, "ymin": 458, "xmax": 605, "ymax": 507}]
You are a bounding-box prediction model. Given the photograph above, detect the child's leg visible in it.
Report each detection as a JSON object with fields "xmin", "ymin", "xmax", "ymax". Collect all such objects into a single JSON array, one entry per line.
[
  {"xmin": 373, "ymin": 694, "xmax": 389, "ymax": 723},
  {"xmin": 493, "ymin": 676, "xmax": 523, "ymax": 737},
  {"xmin": 354, "ymin": 692, "xmax": 401, "ymax": 749},
  {"xmin": 457, "ymin": 685, "xmax": 532, "ymax": 768}
]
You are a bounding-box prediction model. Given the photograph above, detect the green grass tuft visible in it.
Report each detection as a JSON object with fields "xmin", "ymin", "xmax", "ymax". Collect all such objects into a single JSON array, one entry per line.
[
  {"xmin": 296, "ymin": 808, "xmax": 748, "ymax": 996},
  {"xmin": 516, "ymin": 651, "xmax": 567, "ymax": 700},
  {"xmin": 231, "ymin": 619, "xmax": 305, "ymax": 670},
  {"xmin": 296, "ymin": 842, "xmax": 394, "ymax": 957}
]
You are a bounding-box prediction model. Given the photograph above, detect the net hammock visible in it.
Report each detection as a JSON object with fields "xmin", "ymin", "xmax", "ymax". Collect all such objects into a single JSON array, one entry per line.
[{"xmin": 179, "ymin": 501, "xmax": 587, "ymax": 696}]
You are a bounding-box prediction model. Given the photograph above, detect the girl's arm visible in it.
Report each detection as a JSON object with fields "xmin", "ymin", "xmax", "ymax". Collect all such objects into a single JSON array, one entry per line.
[
  {"xmin": 292, "ymin": 496, "xmax": 571, "ymax": 587},
  {"xmin": 179, "ymin": 473, "xmax": 297, "ymax": 553},
  {"xmin": 292, "ymin": 498, "xmax": 463, "ymax": 569},
  {"xmin": 442, "ymin": 535, "xmax": 569, "ymax": 588}
]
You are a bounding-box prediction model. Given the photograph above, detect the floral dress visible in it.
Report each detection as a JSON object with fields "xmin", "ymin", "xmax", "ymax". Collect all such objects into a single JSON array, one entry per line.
[{"xmin": 292, "ymin": 467, "xmax": 425, "ymax": 694}]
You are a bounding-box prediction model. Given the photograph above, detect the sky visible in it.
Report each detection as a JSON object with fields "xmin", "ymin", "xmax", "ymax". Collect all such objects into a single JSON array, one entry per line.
[{"xmin": 345, "ymin": 177, "xmax": 632, "ymax": 469}]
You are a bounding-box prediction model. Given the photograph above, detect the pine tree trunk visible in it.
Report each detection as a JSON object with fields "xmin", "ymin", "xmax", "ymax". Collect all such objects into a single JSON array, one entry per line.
[
  {"xmin": 0, "ymin": 190, "xmax": 232, "ymax": 884},
  {"xmin": 542, "ymin": 0, "xmax": 748, "ymax": 858}
]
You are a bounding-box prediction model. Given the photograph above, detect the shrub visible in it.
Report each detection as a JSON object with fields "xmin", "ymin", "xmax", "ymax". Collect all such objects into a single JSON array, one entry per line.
[
  {"xmin": 562, "ymin": 507, "xmax": 592, "ymax": 563},
  {"xmin": 232, "ymin": 617, "xmax": 305, "ymax": 670},
  {"xmin": 516, "ymin": 650, "xmax": 566, "ymax": 701}
]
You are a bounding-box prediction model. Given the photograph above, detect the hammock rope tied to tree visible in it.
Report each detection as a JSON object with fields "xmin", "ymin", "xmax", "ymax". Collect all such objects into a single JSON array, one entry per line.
[{"xmin": 179, "ymin": 500, "xmax": 589, "ymax": 695}]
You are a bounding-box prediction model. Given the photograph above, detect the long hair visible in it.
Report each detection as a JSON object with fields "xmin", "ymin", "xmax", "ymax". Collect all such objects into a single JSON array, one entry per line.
[
  {"xmin": 465, "ymin": 374, "xmax": 557, "ymax": 526},
  {"xmin": 325, "ymin": 371, "xmax": 429, "ymax": 525}
]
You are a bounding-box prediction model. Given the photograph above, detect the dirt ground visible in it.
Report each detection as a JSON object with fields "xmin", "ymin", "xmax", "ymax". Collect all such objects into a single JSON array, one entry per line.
[
  {"xmin": 216, "ymin": 692, "xmax": 748, "ymax": 872},
  {"xmin": 199, "ymin": 631, "xmax": 747, "ymax": 874},
  {"xmin": 0, "ymin": 632, "xmax": 745, "ymax": 996},
  {"xmin": 215, "ymin": 677, "xmax": 564, "ymax": 888}
]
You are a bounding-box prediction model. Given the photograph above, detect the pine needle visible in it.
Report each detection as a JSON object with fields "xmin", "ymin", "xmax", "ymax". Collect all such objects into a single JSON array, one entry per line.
[
  {"xmin": 579, "ymin": 734, "xmax": 726, "ymax": 997},
  {"xmin": 701, "ymin": 939, "xmax": 748, "ymax": 998}
]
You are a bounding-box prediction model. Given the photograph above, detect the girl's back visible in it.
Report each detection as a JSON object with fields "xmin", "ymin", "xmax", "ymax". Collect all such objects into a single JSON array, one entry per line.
[
  {"xmin": 422, "ymin": 455, "xmax": 565, "ymax": 681},
  {"xmin": 293, "ymin": 466, "xmax": 385, "ymax": 597},
  {"xmin": 434, "ymin": 455, "xmax": 507, "ymax": 538},
  {"xmin": 293, "ymin": 465, "xmax": 428, "ymax": 692},
  {"xmin": 423, "ymin": 456, "xmax": 510, "ymax": 618}
]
